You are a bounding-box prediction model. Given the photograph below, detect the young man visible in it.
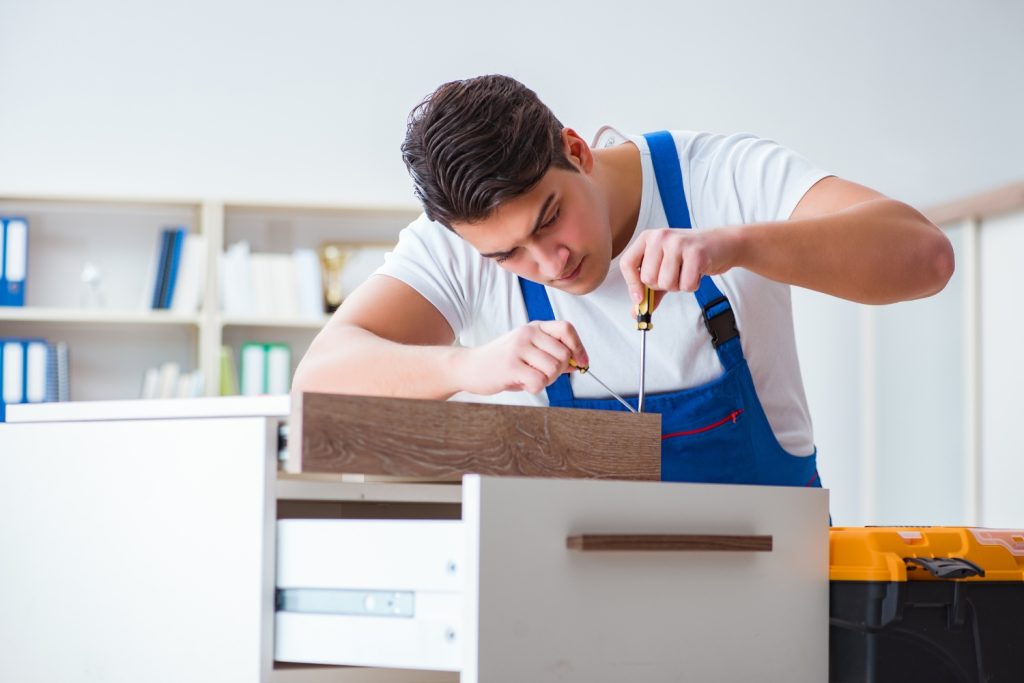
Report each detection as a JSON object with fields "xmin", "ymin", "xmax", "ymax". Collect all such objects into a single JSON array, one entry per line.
[{"xmin": 293, "ymin": 74, "xmax": 953, "ymax": 486}]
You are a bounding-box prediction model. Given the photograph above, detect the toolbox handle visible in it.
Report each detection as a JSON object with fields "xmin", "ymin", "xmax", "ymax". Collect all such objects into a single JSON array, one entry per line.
[
  {"xmin": 904, "ymin": 556, "xmax": 986, "ymax": 579},
  {"xmin": 566, "ymin": 534, "xmax": 772, "ymax": 552}
]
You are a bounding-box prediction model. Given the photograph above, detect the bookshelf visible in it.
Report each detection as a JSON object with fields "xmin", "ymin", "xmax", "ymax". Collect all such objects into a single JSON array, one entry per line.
[{"xmin": 0, "ymin": 194, "xmax": 419, "ymax": 402}]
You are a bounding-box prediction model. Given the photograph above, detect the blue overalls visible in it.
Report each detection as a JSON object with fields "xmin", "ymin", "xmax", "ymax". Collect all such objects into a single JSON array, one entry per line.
[{"xmin": 518, "ymin": 130, "xmax": 822, "ymax": 487}]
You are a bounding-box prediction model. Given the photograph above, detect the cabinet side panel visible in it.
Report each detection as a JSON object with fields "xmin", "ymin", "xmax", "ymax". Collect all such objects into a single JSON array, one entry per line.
[{"xmin": 0, "ymin": 416, "xmax": 275, "ymax": 683}]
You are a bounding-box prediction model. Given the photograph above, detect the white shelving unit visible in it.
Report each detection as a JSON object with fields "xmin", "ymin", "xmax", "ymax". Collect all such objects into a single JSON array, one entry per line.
[{"xmin": 0, "ymin": 194, "xmax": 420, "ymax": 402}]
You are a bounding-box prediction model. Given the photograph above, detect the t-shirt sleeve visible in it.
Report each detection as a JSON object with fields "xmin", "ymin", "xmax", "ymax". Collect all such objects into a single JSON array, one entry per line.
[
  {"xmin": 684, "ymin": 132, "xmax": 832, "ymax": 225},
  {"xmin": 373, "ymin": 214, "xmax": 479, "ymax": 337}
]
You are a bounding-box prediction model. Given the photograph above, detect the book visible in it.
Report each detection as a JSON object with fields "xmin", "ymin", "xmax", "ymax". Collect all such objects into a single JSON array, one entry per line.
[
  {"xmin": 219, "ymin": 346, "xmax": 239, "ymax": 396},
  {"xmin": 220, "ymin": 241, "xmax": 254, "ymax": 316},
  {"xmin": 292, "ymin": 248, "xmax": 324, "ymax": 318},
  {"xmin": 170, "ymin": 234, "xmax": 207, "ymax": 314}
]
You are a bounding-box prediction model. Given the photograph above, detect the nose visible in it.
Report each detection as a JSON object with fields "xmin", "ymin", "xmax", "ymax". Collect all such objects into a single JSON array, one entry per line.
[{"xmin": 531, "ymin": 244, "xmax": 570, "ymax": 280}]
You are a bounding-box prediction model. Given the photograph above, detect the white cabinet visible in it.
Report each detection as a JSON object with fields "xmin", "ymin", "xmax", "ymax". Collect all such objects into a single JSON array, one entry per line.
[{"xmin": 0, "ymin": 397, "xmax": 829, "ymax": 682}]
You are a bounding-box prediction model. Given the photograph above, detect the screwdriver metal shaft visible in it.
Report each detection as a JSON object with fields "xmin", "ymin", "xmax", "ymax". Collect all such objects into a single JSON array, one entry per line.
[
  {"xmin": 569, "ymin": 360, "xmax": 637, "ymax": 413},
  {"xmin": 636, "ymin": 286, "xmax": 655, "ymax": 413},
  {"xmin": 639, "ymin": 331, "xmax": 647, "ymax": 412}
]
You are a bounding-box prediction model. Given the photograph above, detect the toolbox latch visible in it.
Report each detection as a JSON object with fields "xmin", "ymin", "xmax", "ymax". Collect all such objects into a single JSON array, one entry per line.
[{"xmin": 904, "ymin": 556, "xmax": 986, "ymax": 579}]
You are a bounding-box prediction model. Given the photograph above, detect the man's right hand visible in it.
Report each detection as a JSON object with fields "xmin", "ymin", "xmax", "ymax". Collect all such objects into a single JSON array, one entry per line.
[{"xmin": 454, "ymin": 320, "xmax": 589, "ymax": 396}]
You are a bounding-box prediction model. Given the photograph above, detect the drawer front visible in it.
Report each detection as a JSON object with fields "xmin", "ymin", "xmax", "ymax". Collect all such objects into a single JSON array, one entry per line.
[
  {"xmin": 275, "ymin": 519, "xmax": 463, "ymax": 671},
  {"xmin": 462, "ymin": 476, "xmax": 829, "ymax": 683}
]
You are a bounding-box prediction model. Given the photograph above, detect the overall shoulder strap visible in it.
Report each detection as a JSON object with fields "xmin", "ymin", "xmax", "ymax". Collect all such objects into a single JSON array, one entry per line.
[
  {"xmin": 643, "ymin": 131, "xmax": 743, "ymax": 369},
  {"xmin": 517, "ymin": 277, "xmax": 575, "ymax": 403}
]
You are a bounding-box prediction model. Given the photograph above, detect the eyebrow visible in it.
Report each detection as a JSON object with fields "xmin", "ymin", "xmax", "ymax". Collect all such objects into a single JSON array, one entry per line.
[{"xmin": 480, "ymin": 192, "xmax": 557, "ymax": 259}]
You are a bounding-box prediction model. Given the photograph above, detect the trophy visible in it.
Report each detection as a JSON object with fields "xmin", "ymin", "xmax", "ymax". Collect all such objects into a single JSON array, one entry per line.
[{"xmin": 318, "ymin": 243, "xmax": 350, "ymax": 313}]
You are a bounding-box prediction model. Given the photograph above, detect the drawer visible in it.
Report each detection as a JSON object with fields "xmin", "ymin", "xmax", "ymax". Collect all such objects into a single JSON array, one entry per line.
[
  {"xmin": 275, "ymin": 519, "xmax": 463, "ymax": 671},
  {"xmin": 275, "ymin": 476, "xmax": 829, "ymax": 682}
]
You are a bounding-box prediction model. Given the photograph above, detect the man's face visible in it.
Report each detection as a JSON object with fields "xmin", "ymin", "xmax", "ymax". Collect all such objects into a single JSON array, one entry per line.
[{"xmin": 452, "ymin": 152, "xmax": 614, "ymax": 295}]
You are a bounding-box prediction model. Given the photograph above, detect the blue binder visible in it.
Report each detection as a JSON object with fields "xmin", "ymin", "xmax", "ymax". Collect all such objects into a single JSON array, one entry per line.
[
  {"xmin": 151, "ymin": 229, "xmax": 172, "ymax": 309},
  {"xmin": 0, "ymin": 218, "xmax": 6, "ymax": 307},
  {"xmin": 0, "ymin": 336, "xmax": 54, "ymax": 422},
  {"xmin": 162, "ymin": 228, "xmax": 186, "ymax": 309},
  {"xmin": 1, "ymin": 217, "xmax": 28, "ymax": 307}
]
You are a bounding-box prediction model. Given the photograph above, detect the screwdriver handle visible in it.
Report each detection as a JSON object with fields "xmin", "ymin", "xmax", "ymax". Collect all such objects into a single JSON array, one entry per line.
[
  {"xmin": 568, "ymin": 358, "xmax": 589, "ymax": 374},
  {"xmin": 636, "ymin": 286, "xmax": 654, "ymax": 331}
]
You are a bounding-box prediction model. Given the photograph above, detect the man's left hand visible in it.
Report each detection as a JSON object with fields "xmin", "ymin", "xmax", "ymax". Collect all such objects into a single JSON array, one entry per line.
[{"xmin": 618, "ymin": 227, "xmax": 743, "ymax": 311}]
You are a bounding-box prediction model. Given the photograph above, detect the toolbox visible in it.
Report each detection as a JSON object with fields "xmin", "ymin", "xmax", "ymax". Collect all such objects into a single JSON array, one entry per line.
[{"xmin": 830, "ymin": 527, "xmax": 1024, "ymax": 682}]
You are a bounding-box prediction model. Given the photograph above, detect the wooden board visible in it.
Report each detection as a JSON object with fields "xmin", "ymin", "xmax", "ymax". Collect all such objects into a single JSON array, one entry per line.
[{"xmin": 289, "ymin": 393, "xmax": 661, "ymax": 480}]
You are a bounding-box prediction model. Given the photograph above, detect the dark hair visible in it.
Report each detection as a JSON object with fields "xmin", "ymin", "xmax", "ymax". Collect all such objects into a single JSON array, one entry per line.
[{"xmin": 401, "ymin": 74, "xmax": 577, "ymax": 229}]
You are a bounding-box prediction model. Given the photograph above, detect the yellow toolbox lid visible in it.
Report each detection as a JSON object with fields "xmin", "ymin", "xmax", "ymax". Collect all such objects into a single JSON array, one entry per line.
[{"xmin": 830, "ymin": 527, "xmax": 1024, "ymax": 582}]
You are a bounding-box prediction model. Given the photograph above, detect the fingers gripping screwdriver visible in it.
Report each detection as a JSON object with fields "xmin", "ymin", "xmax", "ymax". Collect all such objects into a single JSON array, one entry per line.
[
  {"xmin": 635, "ymin": 286, "xmax": 654, "ymax": 413},
  {"xmin": 568, "ymin": 359, "xmax": 637, "ymax": 414}
]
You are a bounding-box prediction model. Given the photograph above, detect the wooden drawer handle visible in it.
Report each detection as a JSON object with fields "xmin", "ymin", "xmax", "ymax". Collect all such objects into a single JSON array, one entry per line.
[{"xmin": 566, "ymin": 534, "xmax": 772, "ymax": 552}]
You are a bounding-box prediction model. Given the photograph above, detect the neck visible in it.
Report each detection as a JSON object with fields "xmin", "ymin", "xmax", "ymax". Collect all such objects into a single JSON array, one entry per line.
[{"xmin": 592, "ymin": 141, "xmax": 643, "ymax": 258}]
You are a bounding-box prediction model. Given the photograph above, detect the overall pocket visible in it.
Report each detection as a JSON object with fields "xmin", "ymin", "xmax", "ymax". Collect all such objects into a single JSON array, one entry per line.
[{"xmin": 660, "ymin": 408, "xmax": 758, "ymax": 483}]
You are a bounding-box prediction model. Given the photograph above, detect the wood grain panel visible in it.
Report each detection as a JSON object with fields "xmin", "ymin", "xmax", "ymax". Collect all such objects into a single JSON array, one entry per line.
[
  {"xmin": 566, "ymin": 534, "xmax": 773, "ymax": 552},
  {"xmin": 290, "ymin": 392, "xmax": 661, "ymax": 480}
]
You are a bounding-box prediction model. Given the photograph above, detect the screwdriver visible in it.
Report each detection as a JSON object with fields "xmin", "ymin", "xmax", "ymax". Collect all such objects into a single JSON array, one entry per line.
[
  {"xmin": 635, "ymin": 286, "xmax": 654, "ymax": 413},
  {"xmin": 568, "ymin": 359, "xmax": 637, "ymax": 413}
]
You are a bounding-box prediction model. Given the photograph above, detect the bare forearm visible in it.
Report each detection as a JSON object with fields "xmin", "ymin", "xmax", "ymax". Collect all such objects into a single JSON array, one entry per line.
[
  {"xmin": 292, "ymin": 324, "xmax": 465, "ymax": 400},
  {"xmin": 735, "ymin": 198, "xmax": 954, "ymax": 304}
]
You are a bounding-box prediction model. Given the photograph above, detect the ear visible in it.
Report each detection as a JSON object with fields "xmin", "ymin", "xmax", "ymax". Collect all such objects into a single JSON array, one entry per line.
[{"xmin": 561, "ymin": 127, "xmax": 594, "ymax": 173}]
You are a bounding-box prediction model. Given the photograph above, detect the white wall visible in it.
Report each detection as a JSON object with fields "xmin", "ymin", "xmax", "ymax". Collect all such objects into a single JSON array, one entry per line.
[
  {"xmin": 2, "ymin": 0, "xmax": 1022, "ymax": 524},
  {"xmin": 2, "ymin": 0, "xmax": 1021, "ymax": 207}
]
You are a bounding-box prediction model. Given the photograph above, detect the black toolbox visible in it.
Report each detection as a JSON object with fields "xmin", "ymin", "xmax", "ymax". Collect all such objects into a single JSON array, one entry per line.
[{"xmin": 830, "ymin": 527, "xmax": 1024, "ymax": 682}]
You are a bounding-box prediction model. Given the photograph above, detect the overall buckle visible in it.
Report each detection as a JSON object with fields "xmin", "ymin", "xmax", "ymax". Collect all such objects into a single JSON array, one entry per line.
[{"xmin": 702, "ymin": 296, "xmax": 739, "ymax": 348}]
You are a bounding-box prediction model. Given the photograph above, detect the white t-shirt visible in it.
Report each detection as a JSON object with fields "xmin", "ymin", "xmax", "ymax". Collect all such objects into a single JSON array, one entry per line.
[{"xmin": 376, "ymin": 128, "xmax": 831, "ymax": 455}]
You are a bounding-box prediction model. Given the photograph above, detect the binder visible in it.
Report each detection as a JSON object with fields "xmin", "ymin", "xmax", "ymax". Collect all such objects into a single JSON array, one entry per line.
[
  {"xmin": 25, "ymin": 341, "xmax": 47, "ymax": 403},
  {"xmin": 0, "ymin": 337, "xmax": 64, "ymax": 421},
  {"xmin": 0, "ymin": 218, "xmax": 6, "ymax": 306},
  {"xmin": 151, "ymin": 229, "xmax": 173, "ymax": 309},
  {"xmin": 162, "ymin": 227, "xmax": 186, "ymax": 309},
  {"xmin": 45, "ymin": 343, "xmax": 60, "ymax": 402},
  {"xmin": 239, "ymin": 342, "xmax": 291, "ymax": 395},
  {"xmin": 2, "ymin": 339, "xmax": 25, "ymax": 405},
  {"xmin": 240, "ymin": 343, "xmax": 266, "ymax": 396},
  {"xmin": 266, "ymin": 344, "xmax": 291, "ymax": 395},
  {"xmin": 2, "ymin": 217, "xmax": 28, "ymax": 307}
]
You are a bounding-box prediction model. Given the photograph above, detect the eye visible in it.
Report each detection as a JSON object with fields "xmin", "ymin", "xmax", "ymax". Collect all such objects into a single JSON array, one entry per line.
[
  {"xmin": 494, "ymin": 249, "xmax": 516, "ymax": 264},
  {"xmin": 539, "ymin": 208, "xmax": 560, "ymax": 230}
]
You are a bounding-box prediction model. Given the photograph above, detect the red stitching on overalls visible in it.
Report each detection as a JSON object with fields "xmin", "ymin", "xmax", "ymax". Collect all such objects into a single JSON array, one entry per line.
[{"xmin": 662, "ymin": 409, "xmax": 744, "ymax": 440}]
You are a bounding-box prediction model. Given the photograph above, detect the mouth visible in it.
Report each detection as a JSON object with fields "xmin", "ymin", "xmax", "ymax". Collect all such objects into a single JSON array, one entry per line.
[{"xmin": 553, "ymin": 259, "xmax": 584, "ymax": 284}]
